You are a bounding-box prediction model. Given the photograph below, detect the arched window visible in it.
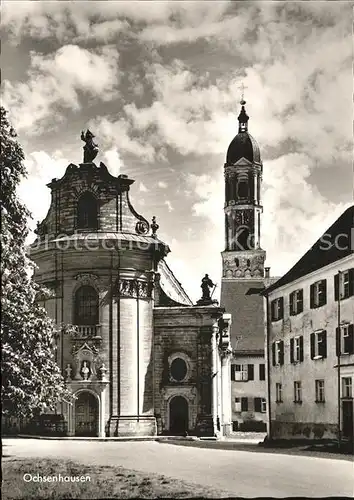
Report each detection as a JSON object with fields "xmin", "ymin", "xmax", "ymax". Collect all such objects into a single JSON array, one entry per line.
[
  {"xmin": 77, "ymin": 192, "xmax": 98, "ymax": 230},
  {"xmin": 237, "ymin": 180, "xmax": 249, "ymax": 199},
  {"xmin": 235, "ymin": 258, "xmax": 240, "ymax": 267},
  {"xmin": 236, "ymin": 227, "xmax": 251, "ymax": 251},
  {"xmin": 75, "ymin": 286, "xmax": 99, "ymax": 325},
  {"xmin": 247, "ymin": 259, "xmax": 251, "ymax": 267}
]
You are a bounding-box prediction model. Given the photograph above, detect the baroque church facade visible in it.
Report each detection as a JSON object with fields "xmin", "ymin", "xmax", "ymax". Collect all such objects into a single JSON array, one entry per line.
[
  {"xmin": 29, "ymin": 102, "xmax": 271, "ymax": 437},
  {"xmin": 30, "ymin": 132, "xmax": 233, "ymax": 437}
]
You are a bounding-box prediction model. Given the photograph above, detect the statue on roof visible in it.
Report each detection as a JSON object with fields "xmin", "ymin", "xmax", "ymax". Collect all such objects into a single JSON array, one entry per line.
[
  {"xmin": 201, "ymin": 274, "xmax": 215, "ymax": 301},
  {"xmin": 81, "ymin": 129, "xmax": 99, "ymax": 163}
]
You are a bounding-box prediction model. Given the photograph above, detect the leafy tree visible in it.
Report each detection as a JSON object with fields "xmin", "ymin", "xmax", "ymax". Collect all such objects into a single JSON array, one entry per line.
[{"xmin": 1, "ymin": 106, "xmax": 72, "ymax": 419}]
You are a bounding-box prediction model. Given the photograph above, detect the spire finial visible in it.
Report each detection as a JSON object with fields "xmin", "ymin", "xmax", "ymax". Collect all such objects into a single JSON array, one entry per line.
[
  {"xmin": 238, "ymin": 82, "xmax": 249, "ymax": 133},
  {"xmin": 239, "ymin": 82, "xmax": 247, "ymax": 105}
]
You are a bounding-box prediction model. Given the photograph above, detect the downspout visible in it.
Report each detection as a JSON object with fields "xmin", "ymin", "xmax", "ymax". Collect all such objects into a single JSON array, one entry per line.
[{"xmin": 265, "ymin": 294, "xmax": 272, "ymax": 440}]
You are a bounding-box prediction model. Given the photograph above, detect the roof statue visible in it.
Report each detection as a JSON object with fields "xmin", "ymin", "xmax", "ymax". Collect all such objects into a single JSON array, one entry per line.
[
  {"xmin": 81, "ymin": 129, "xmax": 99, "ymax": 163},
  {"xmin": 197, "ymin": 274, "xmax": 218, "ymax": 305}
]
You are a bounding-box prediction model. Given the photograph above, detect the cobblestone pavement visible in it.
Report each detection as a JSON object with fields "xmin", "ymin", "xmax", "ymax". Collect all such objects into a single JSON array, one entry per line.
[{"xmin": 3, "ymin": 438, "xmax": 353, "ymax": 498}]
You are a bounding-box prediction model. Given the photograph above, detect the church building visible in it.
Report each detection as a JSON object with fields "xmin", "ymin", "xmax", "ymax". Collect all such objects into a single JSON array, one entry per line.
[{"xmin": 29, "ymin": 130, "xmax": 233, "ymax": 437}]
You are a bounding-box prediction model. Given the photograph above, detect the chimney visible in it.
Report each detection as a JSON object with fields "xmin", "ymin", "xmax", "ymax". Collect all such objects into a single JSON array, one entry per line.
[{"xmin": 265, "ymin": 267, "xmax": 270, "ymax": 278}]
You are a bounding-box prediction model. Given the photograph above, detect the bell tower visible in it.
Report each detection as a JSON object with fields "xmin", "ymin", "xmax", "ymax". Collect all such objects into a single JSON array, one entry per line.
[{"xmin": 222, "ymin": 99, "xmax": 266, "ymax": 279}]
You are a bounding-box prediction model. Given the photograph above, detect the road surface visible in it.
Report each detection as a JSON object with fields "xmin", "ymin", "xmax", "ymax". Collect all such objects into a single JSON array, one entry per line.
[{"xmin": 3, "ymin": 438, "xmax": 353, "ymax": 498}]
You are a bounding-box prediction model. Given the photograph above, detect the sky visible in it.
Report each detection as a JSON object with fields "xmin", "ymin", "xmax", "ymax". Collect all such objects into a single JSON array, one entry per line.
[{"xmin": 2, "ymin": 0, "xmax": 353, "ymax": 302}]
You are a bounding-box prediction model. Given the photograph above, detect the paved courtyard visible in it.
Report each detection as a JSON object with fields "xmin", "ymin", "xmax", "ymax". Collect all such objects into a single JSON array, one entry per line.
[{"xmin": 3, "ymin": 438, "xmax": 353, "ymax": 498}]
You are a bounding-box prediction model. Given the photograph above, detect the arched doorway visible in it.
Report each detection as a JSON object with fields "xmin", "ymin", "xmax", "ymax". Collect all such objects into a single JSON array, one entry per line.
[
  {"xmin": 75, "ymin": 392, "xmax": 98, "ymax": 437},
  {"xmin": 169, "ymin": 396, "xmax": 189, "ymax": 435}
]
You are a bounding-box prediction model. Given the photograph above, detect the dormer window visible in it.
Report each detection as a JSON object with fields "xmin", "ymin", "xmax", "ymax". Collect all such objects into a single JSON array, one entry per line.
[{"xmin": 77, "ymin": 192, "xmax": 98, "ymax": 230}]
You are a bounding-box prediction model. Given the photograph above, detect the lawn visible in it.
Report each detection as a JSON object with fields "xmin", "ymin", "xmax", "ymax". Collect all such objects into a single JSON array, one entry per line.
[{"xmin": 2, "ymin": 458, "xmax": 232, "ymax": 499}]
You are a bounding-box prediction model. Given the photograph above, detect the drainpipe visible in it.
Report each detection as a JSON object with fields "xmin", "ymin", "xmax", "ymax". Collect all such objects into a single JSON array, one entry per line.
[
  {"xmin": 265, "ymin": 294, "xmax": 272, "ymax": 440},
  {"xmin": 211, "ymin": 322, "xmax": 219, "ymax": 436}
]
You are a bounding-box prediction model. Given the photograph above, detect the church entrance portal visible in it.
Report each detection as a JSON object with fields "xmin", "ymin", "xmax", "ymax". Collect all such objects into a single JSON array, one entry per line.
[
  {"xmin": 75, "ymin": 392, "xmax": 98, "ymax": 437},
  {"xmin": 169, "ymin": 396, "xmax": 188, "ymax": 435}
]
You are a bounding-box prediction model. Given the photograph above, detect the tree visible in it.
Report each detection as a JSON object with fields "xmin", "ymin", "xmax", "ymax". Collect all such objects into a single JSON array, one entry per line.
[{"xmin": 1, "ymin": 106, "xmax": 72, "ymax": 418}]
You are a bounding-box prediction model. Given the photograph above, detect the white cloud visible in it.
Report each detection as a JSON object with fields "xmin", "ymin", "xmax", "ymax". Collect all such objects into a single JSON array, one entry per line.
[
  {"xmin": 164, "ymin": 200, "xmax": 174, "ymax": 212},
  {"xmin": 103, "ymin": 148, "xmax": 123, "ymax": 177},
  {"xmin": 18, "ymin": 151, "xmax": 69, "ymax": 234},
  {"xmin": 158, "ymin": 181, "xmax": 168, "ymax": 189},
  {"xmin": 139, "ymin": 182, "xmax": 148, "ymax": 192},
  {"xmin": 2, "ymin": 45, "xmax": 120, "ymax": 134},
  {"xmin": 90, "ymin": 116, "xmax": 158, "ymax": 162}
]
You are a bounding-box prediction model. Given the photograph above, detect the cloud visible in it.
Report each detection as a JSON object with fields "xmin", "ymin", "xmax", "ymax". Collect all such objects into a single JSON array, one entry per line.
[
  {"xmin": 158, "ymin": 181, "xmax": 168, "ymax": 189},
  {"xmin": 89, "ymin": 116, "xmax": 159, "ymax": 162},
  {"xmin": 2, "ymin": 45, "xmax": 120, "ymax": 134},
  {"xmin": 18, "ymin": 151, "xmax": 69, "ymax": 234},
  {"xmin": 164, "ymin": 200, "xmax": 174, "ymax": 212},
  {"xmin": 103, "ymin": 148, "xmax": 123, "ymax": 176},
  {"xmin": 139, "ymin": 182, "xmax": 148, "ymax": 192},
  {"xmin": 2, "ymin": 1, "xmax": 231, "ymax": 44}
]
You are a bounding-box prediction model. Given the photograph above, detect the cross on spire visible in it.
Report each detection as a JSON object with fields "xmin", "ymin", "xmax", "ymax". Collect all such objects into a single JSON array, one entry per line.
[{"xmin": 239, "ymin": 82, "xmax": 247, "ymax": 105}]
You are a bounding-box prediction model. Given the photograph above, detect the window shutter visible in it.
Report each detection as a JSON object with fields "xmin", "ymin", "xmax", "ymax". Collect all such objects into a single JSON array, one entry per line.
[
  {"xmin": 310, "ymin": 284, "xmax": 315, "ymax": 308},
  {"xmin": 320, "ymin": 280, "xmax": 327, "ymax": 306},
  {"xmin": 279, "ymin": 297, "xmax": 284, "ymax": 319},
  {"xmin": 334, "ymin": 274, "xmax": 339, "ymax": 301},
  {"xmin": 349, "ymin": 269, "xmax": 354, "ymax": 297},
  {"xmin": 290, "ymin": 338, "xmax": 294, "ymax": 363},
  {"xmin": 259, "ymin": 364, "xmax": 265, "ymax": 381},
  {"xmin": 279, "ymin": 341, "xmax": 284, "ymax": 365},
  {"xmin": 241, "ymin": 397, "xmax": 248, "ymax": 412},
  {"xmin": 254, "ymin": 397, "xmax": 262, "ymax": 412},
  {"xmin": 247, "ymin": 364, "xmax": 254, "ymax": 381},
  {"xmin": 310, "ymin": 333, "xmax": 315, "ymax": 359},
  {"xmin": 298, "ymin": 289, "xmax": 304, "ymax": 313},
  {"xmin": 289, "ymin": 292, "xmax": 294, "ymax": 316},
  {"xmin": 319, "ymin": 330, "xmax": 327, "ymax": 358},
  {"xmin": 348, "ymin": 324, "xmax": 354, "ymax": 355},
  {"xmin": 299, "ymin": 335, "xmax": 304, "ymax": 362},
  {"xmin": 336, "ymin": 327, "xmax": 341, "ymax": 356},
  {"xmin": 272, "ymin": 342, "xmax": 276, "ymax": 366},
  {"xmin": 231, "ymin": 364, "xmax": 235, "ymax": 381},
  {"xmin": 271, "ymin": 300, "xmax": 275, "ymax": 321}
]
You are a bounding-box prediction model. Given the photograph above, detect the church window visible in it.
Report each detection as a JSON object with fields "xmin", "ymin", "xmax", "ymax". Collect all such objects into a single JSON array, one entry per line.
[
  {"xmin": 75, "ymin": 286, "xmax": 99, "ymax": 325},
  {"xmin": 170, "ymin": 357, "xmax": 187, "ymax": 382},
  {"xmin": 236, "ymin": 227, "xmax": 251, "ymax": 251},
  {"xmin": 246, "ymin": 259, "xmax": 251, "ymax": 267},
  {"xmin": 235, "ymin": 258, "xmax": 239, "ymax": 267},
  {"xmin": 77, "ymin": 192, "xmax": 98, "ymax": 230}
]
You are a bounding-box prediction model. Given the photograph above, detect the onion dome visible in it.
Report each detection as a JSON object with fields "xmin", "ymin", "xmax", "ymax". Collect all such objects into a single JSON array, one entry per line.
[{"xmin": 226, "ymin": 100, "xmax": 261, "ymax": 164}]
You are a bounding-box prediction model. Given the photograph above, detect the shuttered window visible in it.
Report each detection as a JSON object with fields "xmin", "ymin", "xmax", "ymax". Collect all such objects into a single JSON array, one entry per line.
[
  {"xmin": 289, "ymin": 289, "xmax": 303, "ymax": 315},
  {"xmin": 334, "ymin": 269, "xmax": 354, "ymax": 301},
  {"xmin": 310, "ymin": 280, "xmax": 327, "ymax": 308},
  {"xmin": 310, "ymin": 330, "xmax": 327, "ymax": 359},
  {"xmin": 241, "ymin": 397, "xmax": 248, "ymax": 412},
  {"xmin": 290, "ymin": 336, "xmax": 304, "ymax": 363},
  {"xmin": 271, "ymin": 297, "xmax": 284, "ymax": 321}
]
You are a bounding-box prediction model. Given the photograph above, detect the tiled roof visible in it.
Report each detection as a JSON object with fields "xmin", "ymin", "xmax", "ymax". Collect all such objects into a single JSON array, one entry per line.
[
  {"xmin": 220, "ymin": 279, "xmax": 265, "ymax": 352},
  {"xmin": 263, "ymin": 205, "xmax": 354, "ymax": 294}
]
